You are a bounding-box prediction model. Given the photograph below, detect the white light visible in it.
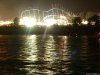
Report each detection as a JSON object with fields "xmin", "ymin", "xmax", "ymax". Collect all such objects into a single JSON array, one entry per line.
[
  {"xmin": 44, "ymin": 19, "xmax": 56, "ymax": 26},
  {"xmin": 20, "ymin": 17, "xmax": 36, "ymax": 27},
  {"xmin": 82, "ymin": 20, "xmax": 88, "ymax": 25},
  {"xmin": 0, "ymin": 21, "xmax": 13, "ymax": 26},
  {"xmin": 60, "ymin": 15, "xmax": 67, "ymax": 19}
]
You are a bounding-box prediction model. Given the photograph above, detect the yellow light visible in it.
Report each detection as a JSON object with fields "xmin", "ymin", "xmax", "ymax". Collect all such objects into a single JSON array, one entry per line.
[
  {"xmin": 0, "ymin": 21, "xmax": 13, "ymax": 26},
  {"xmin": 20, "ymin": 17, "xmax": 36, "ymax": 27},
  {"xmin": 60, "ymin": 15, "xmax": 67, "ymax": 19},
  {"xmin": 44, "ymin": 19, "xmax": 56, "ymax": 26},
  {"xmin": 82, "ymin": 20, "xmax": 88, "ymax": 25}
]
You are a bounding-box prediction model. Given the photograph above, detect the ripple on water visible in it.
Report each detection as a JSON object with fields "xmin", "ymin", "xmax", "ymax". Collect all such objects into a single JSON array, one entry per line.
[{"xmin": 0, "ymin": 35, "xmax": 100, "ymax": 75}]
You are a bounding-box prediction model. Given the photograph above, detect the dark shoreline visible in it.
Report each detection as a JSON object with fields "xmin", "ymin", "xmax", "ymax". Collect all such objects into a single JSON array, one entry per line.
[{"xmin": 0, "ymin": 25, "xmax": 100, "ymax": 35}]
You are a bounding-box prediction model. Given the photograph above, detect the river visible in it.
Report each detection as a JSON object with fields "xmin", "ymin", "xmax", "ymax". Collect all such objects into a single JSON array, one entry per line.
[{"xmin": 0, "ymin": 35, "xmax": 100, "ymax": 75}]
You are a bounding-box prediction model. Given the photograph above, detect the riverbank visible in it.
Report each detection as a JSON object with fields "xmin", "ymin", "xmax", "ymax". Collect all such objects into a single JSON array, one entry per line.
[{"xmin": 0, "ymin": 25, "xmax": 100, "ymax": 35}]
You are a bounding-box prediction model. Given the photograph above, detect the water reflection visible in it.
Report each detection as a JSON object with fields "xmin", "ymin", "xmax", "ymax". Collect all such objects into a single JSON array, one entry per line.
[
  {"xmin": 0, "ymin": 35, "xmax": 100, "ymax": 75},
  {"xmin": 86, "ymin": 37, "xmax": 100, "ymax": 73},
  {"xmin": 67, "ymin": 36, "xmax": 89, "ymax": 75},
  {"xmin": 0, "ymin": 35, "xmax": 27, "ymax": 75}
]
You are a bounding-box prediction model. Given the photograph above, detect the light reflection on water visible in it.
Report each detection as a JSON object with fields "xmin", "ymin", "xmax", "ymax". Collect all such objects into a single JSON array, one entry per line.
[{"xmin": 0, "ymin": 35, "xmax": 100, "ymax": 75}]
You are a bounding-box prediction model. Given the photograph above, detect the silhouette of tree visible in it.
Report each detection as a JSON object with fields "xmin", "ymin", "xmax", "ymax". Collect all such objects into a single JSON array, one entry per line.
[
  {"xmin": 13, "ymin": 17, "xmax": 20, "ymax": 25},
  {"xmin": 85, "ymin": 12, "xmax": 95, "ymax": 19},
  {"xmin": 79, "ymin": 12, "xmax": 95, "ymax": 19},
  {"xmin": 88, "ymin": 15, "xmax": 100, "ymax": 25},
  {"xmin": 72, "ymin": 17, "xmax": 82, "ymax": 26}
]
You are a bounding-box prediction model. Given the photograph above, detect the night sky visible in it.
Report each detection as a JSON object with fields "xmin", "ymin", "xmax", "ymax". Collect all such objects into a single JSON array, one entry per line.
[{"xmin": 0, "ymin": 0, "xmax": 100, "ymax": 20}]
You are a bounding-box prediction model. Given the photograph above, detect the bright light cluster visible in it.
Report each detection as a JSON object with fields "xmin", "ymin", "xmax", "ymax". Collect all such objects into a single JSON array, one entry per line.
[
  {"xmin": 44, "ymin": 18, "xmax": 57, "ymax": 26},
  {"xmin": 19, "ymin": 7, "xmax": 90, "ymax": 27},
  {"xmin": 20, "ymin": 17, "xmax": 36, "ymax": 27},
  {"xmin": 43, "ymin": 15, "xmax": 68, "ymax": 27},
  {"xmin": 0, "ymin": 21, "xmax": 12, "ymax": 26},
  {"xmin": 82, "ymin": 20, "xmax": 88, "ymax": 25},
  {"xmin": 20, "ymin": 8, "xmax": 74, "ymax": 27},
  {"xmin": 20, "ymin": 16, "xmax": 68, "ymax": 27}
]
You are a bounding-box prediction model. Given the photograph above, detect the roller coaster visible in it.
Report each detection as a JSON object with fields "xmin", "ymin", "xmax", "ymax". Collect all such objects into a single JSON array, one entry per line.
[{"xmin": 20, "ymin": 8, "xmax": 76, "ymax": 26}]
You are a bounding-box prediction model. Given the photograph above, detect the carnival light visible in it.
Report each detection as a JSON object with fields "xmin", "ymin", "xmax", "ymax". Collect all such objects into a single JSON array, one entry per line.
[
  {"xmin": 44, "ymin": 18, "xmax": 57, "ymax": 26},
  {"xmin": 60, "ymin": 15, "xmax": 67, "ymax": 19},
  {"xmin": 0, "ymin": 21, "xmax": 13, "ymax": 26},
  {"xmin": 20, "ymin": 8, "xmax": 76, "ymax": 26},
  {"xmin": 20, "ymin": 17, "xmax": 36, "ymax": 27},
  {"xmin": 82, "ymin": 20, "xmax": 88, "ymax": 25}
]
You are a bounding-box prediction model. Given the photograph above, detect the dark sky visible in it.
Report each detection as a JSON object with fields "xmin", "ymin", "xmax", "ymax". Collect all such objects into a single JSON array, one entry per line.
[{"xmin": 0, "ymin": 0, "xmax": 100, "ymax": 20}]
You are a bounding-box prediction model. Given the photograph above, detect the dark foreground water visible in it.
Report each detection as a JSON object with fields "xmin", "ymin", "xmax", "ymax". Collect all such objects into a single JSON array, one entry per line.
[{"xmin": 0, "ymin": 35, "xmax": 100, "ymax": 75}]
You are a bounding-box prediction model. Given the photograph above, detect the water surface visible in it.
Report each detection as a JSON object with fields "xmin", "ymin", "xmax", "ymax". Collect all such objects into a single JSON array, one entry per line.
[{"xmin": 0, "ymin": 35, "xmax": 100, "ymax": 75}]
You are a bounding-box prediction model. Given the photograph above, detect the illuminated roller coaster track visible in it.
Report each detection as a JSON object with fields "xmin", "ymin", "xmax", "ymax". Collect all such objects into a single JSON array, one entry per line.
[{"xmin": 20, "ymin": 8, "xmax": 76, "ymax": 27}]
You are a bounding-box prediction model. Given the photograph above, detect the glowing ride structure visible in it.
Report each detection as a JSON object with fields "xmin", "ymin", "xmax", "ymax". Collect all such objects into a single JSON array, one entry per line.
[
  {"xmin": 43, "ymin": 15, "xmax": 68, "ymax": 26},
  {"xmin": 20, "ymin": 8, "xmax": 75, "ymax": 27},
  {"xmin": 0, "ymin": 8, "xmax": 88, "ymax": 26},
  {"xmin": 20, "ymin": 9, "xmax": 43, "ymax": 27},
  {"xmin": 20, "ymin": 17, "xmax": 37, "ymax": 27}
]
